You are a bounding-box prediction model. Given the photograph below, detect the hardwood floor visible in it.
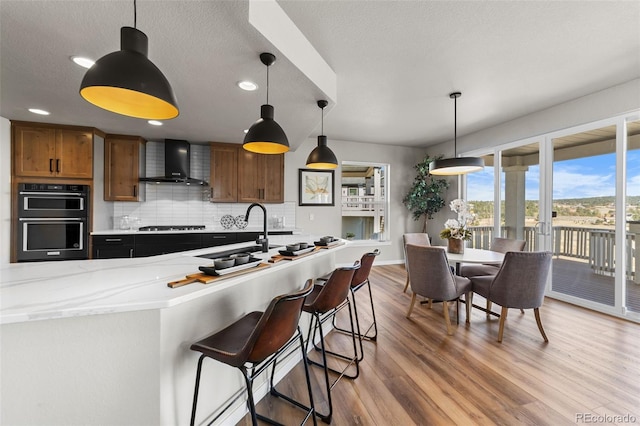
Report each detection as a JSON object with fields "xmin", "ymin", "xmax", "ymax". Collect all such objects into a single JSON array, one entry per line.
[{"xmin": 239, "ymin": 264, "xmax": 640, "ymax": 425}]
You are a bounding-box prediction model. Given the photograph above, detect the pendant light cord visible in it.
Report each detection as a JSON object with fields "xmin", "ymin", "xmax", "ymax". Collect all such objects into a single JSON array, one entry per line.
[
  {"xmin": 265, "ymin": 64, "xmax": 270, "ymax": 105},
  {"xmin": 453, "ymin": 95, "xmax": 457, "ymax": 158},
  {"xmin": 133, "ymin": 0, "xmax": 137, "ymax": 28},
  {"xmin": 321, "ymin": 105, "xmax": 324, "ymax": 134}
]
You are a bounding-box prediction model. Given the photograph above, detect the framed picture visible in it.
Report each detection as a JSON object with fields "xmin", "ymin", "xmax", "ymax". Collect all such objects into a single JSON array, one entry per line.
[{"xmin": 298, "ymin": 169, "xmax": 335, "ymax": 206}]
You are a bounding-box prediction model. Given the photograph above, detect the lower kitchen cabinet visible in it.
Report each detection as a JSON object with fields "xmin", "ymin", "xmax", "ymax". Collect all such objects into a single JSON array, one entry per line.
[
  {"xmin": 92, "ymin": 235, "xmax": 135, "ymax": 259},
  {"xmin": 135, "ymin": 234, "xmax": 202, "ymax": 257},
  {"xmin": 201, "ymin": 233, "xmax": 237, "ymax": 248}
]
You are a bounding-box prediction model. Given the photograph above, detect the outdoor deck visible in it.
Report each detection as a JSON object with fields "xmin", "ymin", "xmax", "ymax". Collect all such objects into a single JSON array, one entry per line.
[{"xmin": 552, "ymin": 257, "xmax": 640, "ymax": 312}]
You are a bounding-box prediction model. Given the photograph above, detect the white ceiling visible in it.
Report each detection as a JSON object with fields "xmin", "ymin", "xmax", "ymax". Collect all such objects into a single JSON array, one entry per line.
[{"xmin": 1, "ymin": 0, "xmax": 639, "ymax": 151}]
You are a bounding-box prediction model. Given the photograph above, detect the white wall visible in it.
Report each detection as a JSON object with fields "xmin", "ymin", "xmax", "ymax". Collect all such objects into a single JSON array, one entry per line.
[
  {"xmin": 425, "ymin": 78, "xmax": 640, "ymax": 241},
  {"xmin": 0, "ymin": 117, "xmax": 10, "ymax": 265}
]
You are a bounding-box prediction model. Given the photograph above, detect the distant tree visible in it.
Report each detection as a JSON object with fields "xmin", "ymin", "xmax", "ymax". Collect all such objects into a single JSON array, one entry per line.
[{"xmin": 403, "ymin": 155, "xmax": 449, "ymax": 232}]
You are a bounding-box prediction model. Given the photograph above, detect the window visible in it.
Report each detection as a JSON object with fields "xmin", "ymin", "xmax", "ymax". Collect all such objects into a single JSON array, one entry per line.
[{"xmin": 340, "ymin": 161, "xmax": 389, "ymax": 241}]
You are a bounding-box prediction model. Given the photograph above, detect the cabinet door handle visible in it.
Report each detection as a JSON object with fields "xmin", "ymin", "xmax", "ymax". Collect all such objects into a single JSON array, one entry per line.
[
  {"xmin": 129, "ymin": 248, "xmax": 134, "ymax": 258},
  {"xmin": 49, "ymin": 158, "xmax": 54, "ymax": 173},
  {"xmin": 133, "ymin": 185, "xmax": 137, "ymax": 197},
  {"xmin": 105, "ymin": 238, "xmax": 122, "ymax": 242},
  {"xmin": 56, "ymin": 159, "xmax": 60, "ymax": 173}
]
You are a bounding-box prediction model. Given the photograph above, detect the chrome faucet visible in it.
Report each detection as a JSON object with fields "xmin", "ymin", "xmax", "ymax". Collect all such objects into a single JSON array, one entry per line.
[{"xmin": 245, "ymin": 202, "xmax": 268, "ymax": 252}]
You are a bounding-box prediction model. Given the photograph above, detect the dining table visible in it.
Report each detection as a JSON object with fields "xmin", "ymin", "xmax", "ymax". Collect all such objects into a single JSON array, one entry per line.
[
  {"xmin": 444, "ymin": 247, "xmax": 505, "ymax": 317},
  {"xmin": 444, "ymin": 248, "xmax": 505, "ymax": 275}
]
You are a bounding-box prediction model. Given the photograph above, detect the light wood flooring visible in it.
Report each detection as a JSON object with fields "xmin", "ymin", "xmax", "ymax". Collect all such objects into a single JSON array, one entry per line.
[{"xmin": 238, "ymin": 264, "xmax": 640, "ymax": 425}]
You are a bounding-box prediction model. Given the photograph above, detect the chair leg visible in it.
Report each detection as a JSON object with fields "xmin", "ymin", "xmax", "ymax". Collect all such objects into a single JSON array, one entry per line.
[
  {"xmin": 465, "ymin": 292, "xmax": 472, "ymax": 324},
  {"xmin": 240, "ymin": 367, "xmax": 259, "ymax": 426},
  {"xmin": 427, "ymin": 298, "xmax": 433, "ymax": 309},
  {"xmin": 442, "ymin": 300, "xmax": 453, "ymax": 335},
  {"xmin": 497, "ymin": 307, "xmax": 508, "ymax": 342},
  {"xmin": 534, "ymin": 307, "xmax": 549, "ymax": 342},
  {"xmin": 403, "ymin": 275, "xmax": 410, "ymax": 293},
  {"xmin": 486, "ymin": 300, "xmax": 493, "ymax": 318},
  {"xmin": 190, "ymin": 355, "xmax": 205, "ymax": 426},
  {"xmin": 406, "ymin": 293, "xmax": 417, "ymax": 317}
]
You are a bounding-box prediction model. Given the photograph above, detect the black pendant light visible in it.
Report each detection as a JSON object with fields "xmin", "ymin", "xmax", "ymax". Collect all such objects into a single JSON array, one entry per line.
[
  {"xmin": 429, "ymin": 92, "xmax": 484, "ymax": 175},
  {"xmin": 79, "ymin": 0, "xmax": 179, "ymax": 120},
  {"xmin": 306, "ymin": 100, "xmax": 338, "ymax": 169},
  {"xmin": 243, "ymin": 53, "xmax": 289, "ymax": 154}
]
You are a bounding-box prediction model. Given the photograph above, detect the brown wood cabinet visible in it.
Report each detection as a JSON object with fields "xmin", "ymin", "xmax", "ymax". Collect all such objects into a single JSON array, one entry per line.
[
  {"xmin": 209, "ymin": 142, "xmax": 238, "ymax": 202},
  {"xmin": 237, "ymin": 148, "xmax": 284, "ymax": 203},
  {"xmin": 209, "ymin": 142, "xmax": 284, "ymax": 203},
  {"xmin": 104, "ymin": 135, "xmax": 145, "ymax": 201},
  {"xmin": 13, "ymin": 123, "xmax": 93, "ymax": 179}
]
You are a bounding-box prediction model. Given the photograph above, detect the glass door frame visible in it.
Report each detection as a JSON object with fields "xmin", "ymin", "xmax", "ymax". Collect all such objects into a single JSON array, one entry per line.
[{"xmin": 462, "ymin": 110, "xmax": 640, "ymax": 322}]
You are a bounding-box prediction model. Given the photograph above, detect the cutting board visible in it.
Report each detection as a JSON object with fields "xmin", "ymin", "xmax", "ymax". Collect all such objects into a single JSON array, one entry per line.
[
  {"xmin": 269, "ymin": 246, "xmax": 322, "ymax": 263},
  {"xmin": 168, "ymin": 263, "xmax": 270, "ymax": 288}
]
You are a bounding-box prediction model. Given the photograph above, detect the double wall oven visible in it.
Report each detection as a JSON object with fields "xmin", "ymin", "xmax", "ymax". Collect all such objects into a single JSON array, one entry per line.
[{"xmin": 16, "ymin": 183, "xmax": 90, "ymax": 262}]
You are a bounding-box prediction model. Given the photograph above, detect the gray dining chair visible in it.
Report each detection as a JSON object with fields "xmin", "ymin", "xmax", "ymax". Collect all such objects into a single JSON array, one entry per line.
[
  {"xmin": 470, "ymin": 251, "xmax": 552, "ymax": 343},
  {"xmin": 405, "ymin": 244, "xmax": 472, "ymax": 335},
  {"xmin": 402, "ymin": 233, "xmax": 430, "ymax": 293},
  {"xmin": 460, "ymin": 237, "xmax": 526, "ymax": 278}
]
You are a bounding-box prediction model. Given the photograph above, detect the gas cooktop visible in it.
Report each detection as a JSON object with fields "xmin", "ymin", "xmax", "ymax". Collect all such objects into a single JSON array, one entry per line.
[{"xmin": 138, "ymin": 225, "xmax": 206, "ymax": 231}]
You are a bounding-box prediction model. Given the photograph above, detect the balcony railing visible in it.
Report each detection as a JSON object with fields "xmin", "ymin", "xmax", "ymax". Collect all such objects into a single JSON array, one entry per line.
[{"xmin": 468, "ymin": 225, "xmax": 638, "ymax": 282}]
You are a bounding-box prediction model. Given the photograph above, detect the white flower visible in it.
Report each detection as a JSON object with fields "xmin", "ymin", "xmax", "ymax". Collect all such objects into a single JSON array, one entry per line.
[{"xmin": 440, "ymin": 199, "xmax": 473, "ymax": 240}]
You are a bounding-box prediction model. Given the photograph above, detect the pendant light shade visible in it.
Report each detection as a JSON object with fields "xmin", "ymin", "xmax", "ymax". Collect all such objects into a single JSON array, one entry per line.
[
  {"xmin": 429, "ymin": 92, "xmax": 484, "ymax": 176},
  {"xmin": 79, "ymin": 2, "xmax": 178, "ymax": 120},
  {"xmin": 243, "ymin": 53, "xmax": 289, "ymax": 154},
  {"xmin": 306, "ymin": 100, "xmax": 338, "ymax": 169}
]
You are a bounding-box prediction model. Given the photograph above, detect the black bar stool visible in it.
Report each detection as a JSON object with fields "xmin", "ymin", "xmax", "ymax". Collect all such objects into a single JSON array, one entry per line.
[
  {"xmin": 190, "ymin": 281, "xmax": 316, "ymax": 426},
  {"xmin": 315, "ymin": 249, "xmax": 380, "ymax": 361},
  {"xmin": 303, "ymin": 264, "xmax": 360, "ymax": 424}
]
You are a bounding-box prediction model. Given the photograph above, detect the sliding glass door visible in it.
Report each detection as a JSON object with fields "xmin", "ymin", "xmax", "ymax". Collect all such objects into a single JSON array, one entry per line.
[{"xmin": 463, "ymin": 112, "xmax": 640, "ymax": 321}]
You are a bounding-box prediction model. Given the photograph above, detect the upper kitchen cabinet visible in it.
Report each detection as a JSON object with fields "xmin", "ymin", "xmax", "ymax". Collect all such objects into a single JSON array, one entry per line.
[
  {"xmin": 237, "ymin": 149, "xmax": 284, "ymax": 203},
  {"xmin": 209, "ymin": 142, "xmax": 238, "ymax": 202},
  {"xmin": 208, "ymin": 143, "xmax": 284, "ymax": 203},
  {"xmin": 104, "ymin": 134, "xmax": 145, "ymax": 201},
  {"xmin": 12, "ymin": 122, "xmax": 94, "ymax": 179}
]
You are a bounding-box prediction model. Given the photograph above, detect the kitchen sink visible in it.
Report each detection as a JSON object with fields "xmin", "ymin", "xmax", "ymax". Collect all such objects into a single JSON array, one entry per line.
[{"xmin": 196, "ymin": 244, "xmax": 282, "ymax": 260}]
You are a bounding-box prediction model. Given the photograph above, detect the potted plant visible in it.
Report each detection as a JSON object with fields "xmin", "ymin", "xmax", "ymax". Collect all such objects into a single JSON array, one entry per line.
[
  {"xmin": 403, "ymin": 155, "xmax": 449, "ymax": 232},
  {"xmin": 440, "ymin": 198, "xmax": 473, "ymax": 253},
  {"xmin": 345, "ymin": 232, "xmax": 355, "ymax": 240}
]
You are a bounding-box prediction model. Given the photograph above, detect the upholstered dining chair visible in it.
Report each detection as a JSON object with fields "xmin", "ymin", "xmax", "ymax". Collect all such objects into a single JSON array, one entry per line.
[
  {"xmin": 402, "ymin": 233, "xmax": 430, "ymax": 293},
  {"xmin": 459, "ymin": 237, "xmax": 526, "ymax": 278},
  {"xmin": 470, "ymin": 251, "xmax": 552, "ymax": 343},
  {"xmin": 405, "ymin": 244, "xmax": 472, "ymax": 335}
]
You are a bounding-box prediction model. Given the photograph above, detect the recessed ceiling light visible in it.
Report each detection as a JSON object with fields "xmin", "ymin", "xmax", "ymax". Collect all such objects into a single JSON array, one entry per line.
[
  {"xmin": 148, "ymin": 120, "xmax": 163, "ymax": 126},
  {"xmin": 71, "ymin": 56, "xmax": 95, "ymax": 69},
  {"xmin": 28, "ymin": 108, "xmax": 50, "ymax": 115},
  {"xmin": 237, "ymin": 81, "xmax": 258, "ymax": 91}
]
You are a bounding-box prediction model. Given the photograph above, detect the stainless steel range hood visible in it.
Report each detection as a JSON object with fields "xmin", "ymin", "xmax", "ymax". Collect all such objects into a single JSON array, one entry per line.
[{"xmin": 140, "ymin": 139, "xmax": 208, "ymax": 185}]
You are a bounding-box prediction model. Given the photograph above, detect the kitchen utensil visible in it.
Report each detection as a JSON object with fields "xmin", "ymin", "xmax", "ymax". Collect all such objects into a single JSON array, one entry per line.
[
  {"xmin": 286, "ymin": 243, "xmax": 300, "ymax": 252},
  {"xmin": 230, "ymin": 253, "xmax": 250, "ymax": 265}
]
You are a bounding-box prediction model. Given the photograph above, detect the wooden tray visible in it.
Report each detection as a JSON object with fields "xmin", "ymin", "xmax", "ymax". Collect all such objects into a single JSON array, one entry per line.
[
  {"xmin": 269, "ymin": 246, "xmax": 322, "ymax": 263},
  {"xmin": 168, "ymin": 263, "xmax": 270, "ymax": 288}
]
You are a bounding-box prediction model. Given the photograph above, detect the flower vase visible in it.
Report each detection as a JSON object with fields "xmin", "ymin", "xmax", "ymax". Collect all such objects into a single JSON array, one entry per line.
[{"xmin": 447, "ymin": 238, "xmax": 464, "ymax": 254}]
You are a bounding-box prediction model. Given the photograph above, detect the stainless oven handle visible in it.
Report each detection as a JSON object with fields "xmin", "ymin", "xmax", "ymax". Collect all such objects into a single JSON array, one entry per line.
[
  {"xmin": 19, "ymin": 191, "xmax": 85, "ymax": 197},
  {"xmin": 19, "ymin": 217, "xmax": 84, "ymax": 221}
]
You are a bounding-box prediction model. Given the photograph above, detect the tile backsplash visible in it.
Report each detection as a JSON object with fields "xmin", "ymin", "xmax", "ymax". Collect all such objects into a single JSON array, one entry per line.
[{"xmin": 110, "ymin": 142, "xmax": 295, "ymax": 230}]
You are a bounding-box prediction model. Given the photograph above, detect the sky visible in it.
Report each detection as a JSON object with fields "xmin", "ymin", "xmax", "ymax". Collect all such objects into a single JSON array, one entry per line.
[{"xmin": 466, "ymin": 150, "xmax": 640, "ymax": 202}]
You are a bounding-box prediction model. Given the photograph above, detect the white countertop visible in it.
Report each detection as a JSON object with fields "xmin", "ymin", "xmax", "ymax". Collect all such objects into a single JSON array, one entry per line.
[
  {"xmin": 0, "ymin": 235, "xmax": 344, "ymax": 325},
  {"xmin": 91, "ymin": 227, "xmax": 301, "ymax": 235}
]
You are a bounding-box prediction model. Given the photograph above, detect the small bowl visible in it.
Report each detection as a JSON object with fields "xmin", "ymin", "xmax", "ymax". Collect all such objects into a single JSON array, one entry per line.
[
  {"xmin": 214, "ymin": 257, "xmax": 235, "ymax": 270},
  {"xmin": 286, "ymin": 243, "xmax": 301, "ymax": 252},
  {"xmin": 298, "ymin": 242, "xmax": 309, "ymax": 249},
  {"xmin": 320, "ymin": 236, "xmax": 333, "ymax": 243},
  {"xmin": 230, "ymin": 253, "xmax": 250, "ymax": 265}
]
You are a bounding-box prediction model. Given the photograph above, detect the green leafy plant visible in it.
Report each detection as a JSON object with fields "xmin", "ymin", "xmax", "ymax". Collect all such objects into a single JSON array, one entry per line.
[
  {"xmin": 345, "ymin": 232, "xmax": 355, "ymax": 239},
  {"xmin": 403, "ymin": 155, "xmax": 449, "ymax": 232}
]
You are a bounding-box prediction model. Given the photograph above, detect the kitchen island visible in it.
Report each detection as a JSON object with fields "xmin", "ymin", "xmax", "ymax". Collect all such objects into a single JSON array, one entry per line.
[{"xmin": 1, "ymin": 235, "xmax": 345, "ymax": 425}]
